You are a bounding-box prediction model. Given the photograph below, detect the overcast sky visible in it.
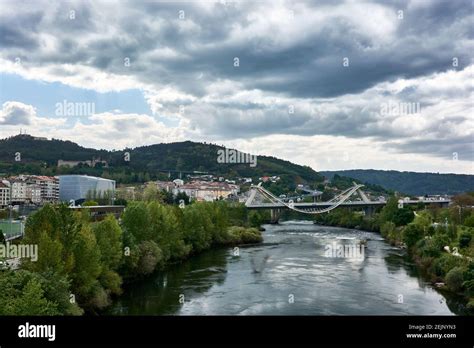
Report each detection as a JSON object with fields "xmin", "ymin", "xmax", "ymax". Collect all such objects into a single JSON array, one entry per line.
[{"xmin": 0, "ymin": 0, "xmax": 472, "ymax": 174}]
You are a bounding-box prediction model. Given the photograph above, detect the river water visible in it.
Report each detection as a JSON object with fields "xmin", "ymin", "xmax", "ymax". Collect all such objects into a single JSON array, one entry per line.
[{"xmin": 109, "ymin": 221, "xmax": 463, "ymax": 315}]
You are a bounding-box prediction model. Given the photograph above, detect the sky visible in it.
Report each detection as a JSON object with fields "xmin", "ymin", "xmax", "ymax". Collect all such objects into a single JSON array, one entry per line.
[{"xmin": 0, "ymin": 0, "xmax": 472, "ymax": 174}]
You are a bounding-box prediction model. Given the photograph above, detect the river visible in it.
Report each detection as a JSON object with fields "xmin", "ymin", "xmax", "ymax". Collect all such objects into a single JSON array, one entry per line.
[{"xmin": 108, "ymin": 221, "xmax": 464, "ymax": 315}]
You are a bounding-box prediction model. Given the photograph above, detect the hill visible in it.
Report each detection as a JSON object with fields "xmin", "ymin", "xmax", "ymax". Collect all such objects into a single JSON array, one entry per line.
[
  {"xmin": 0, "ymin": 134, "xmax": 323, "ymax": 185},
  {"xmin": 321, "ymin": 169, "xmax": 474, "ymax": 195}
]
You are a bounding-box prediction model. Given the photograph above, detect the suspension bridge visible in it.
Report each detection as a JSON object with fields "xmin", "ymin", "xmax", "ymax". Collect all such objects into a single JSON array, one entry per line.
[{"xmin": 245, "ymin": 183, "xmax": 450, "ymax": 223}]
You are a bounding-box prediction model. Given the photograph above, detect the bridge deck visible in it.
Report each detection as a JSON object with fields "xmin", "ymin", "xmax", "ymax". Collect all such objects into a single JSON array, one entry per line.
[{"xmin": 247, "ymin": 199, "xmax": 450, "ymax": 209}]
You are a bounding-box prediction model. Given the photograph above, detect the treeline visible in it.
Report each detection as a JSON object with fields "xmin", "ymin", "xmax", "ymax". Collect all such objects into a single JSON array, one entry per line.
[
  {"xmin": 0, "ymin": 201, "xmax": 266, "ymax": 315},
  {"xmin": 329, "ymin": 174, "xmax": 392, "ymax": 195},
  {"xmin": 315, "ymin": 194, "xmax": 474, "ymax": 312},
  {"xmin": 0, "ymin": 135, "xmax": 323, "ymax": 185},
  {"xmin": 321, "ymin": 169, "xmax": 474, "ymax": 195}
]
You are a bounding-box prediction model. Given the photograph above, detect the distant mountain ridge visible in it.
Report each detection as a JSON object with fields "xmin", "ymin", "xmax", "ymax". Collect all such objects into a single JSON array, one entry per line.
[
  {"xmin": 321, "ymin": 169, "xmax": 474, "ymax": 195},
  {"xmin": 0, "ymin": 134, "xmax": 322, "ymax": 184},
  {"xmin": 1, "ymin": 135, "xmax": 472, "ymax": 195}
]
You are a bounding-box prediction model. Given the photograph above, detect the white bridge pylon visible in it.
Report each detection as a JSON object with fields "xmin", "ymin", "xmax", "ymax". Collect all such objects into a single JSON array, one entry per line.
[{"xmin": 246, "ymin": 182, "xmax": 367, "ymax": 214}]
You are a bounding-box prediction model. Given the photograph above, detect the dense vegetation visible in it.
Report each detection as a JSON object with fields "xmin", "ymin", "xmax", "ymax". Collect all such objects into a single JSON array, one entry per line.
[
  {"xmin": 0, "ymin": 200, "xmax": 266, "ymax": 315},
  {"xmin": 0, "ymin": 134, "xmax": 322, "ymax": 185},
  {"xmin": 329, "ymin": 174, "xmax": 392, "ymax": 195},
  {"xmin": 315, "ymin": 193, "xmax": 474, "ymax": 312},
  {"xmin": 321, "ymin": 169, "xmax": 474, "ymax": 195}
]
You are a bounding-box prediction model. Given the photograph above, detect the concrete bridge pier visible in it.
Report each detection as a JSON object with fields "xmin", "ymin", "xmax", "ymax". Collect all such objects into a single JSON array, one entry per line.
[
  {"xmin": 363, "ymin": 206, "xmax": 374, "ymax": 217},
  {"xmin": 270, "ymin": 209, "xmax": 281, "ymax": 224}
]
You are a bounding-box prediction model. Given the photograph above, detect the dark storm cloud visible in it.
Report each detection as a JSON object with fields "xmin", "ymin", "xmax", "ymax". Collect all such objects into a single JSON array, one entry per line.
[
  {"xmin": 1, "ymin": 0, "xmax": 471, "ymax": 98},
  {"xmin": 0, "ymin": 0, "xmax": 472, "ymax": 162}
]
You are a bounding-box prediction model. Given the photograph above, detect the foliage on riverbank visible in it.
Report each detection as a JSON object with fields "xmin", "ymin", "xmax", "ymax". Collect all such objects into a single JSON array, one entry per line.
[
  {"xmin": 314, "ymin": 194, "xmax": 474, "ymax": 313},
  {"xmin": 0, "ymin": 201, "xmax": 265, "ymax": 315}
]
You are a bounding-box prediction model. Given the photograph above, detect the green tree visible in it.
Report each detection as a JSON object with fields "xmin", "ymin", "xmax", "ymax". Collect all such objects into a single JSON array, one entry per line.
[
  {"xmin": 413, "ymin": 211, "xmax": 432, "ymax": 229},
  {"xmin": 93, "ymin": 215, "xmax": 123, "ymax": 270},
  {"xmin": 380, "ymin": 221, "xmax": 396, "ymax": 239},
  {"xmin": 459, "ymin": 230, "xmax": 473, "ymax": 249},
  {"xmin": 403, "ymin": 223, "xmax": 424, "ymax": 248},
  {"xmin": 393, "ymin": 208, "xmax": 414, "ymax": 226},
  {"xmin": 7, "ymin": 278, "xmax": 60, "ymax": 315},
  {"xmin": 23, "ymin": 231, "xmax": 64, "ymax": 274},
  {"xmin": 182, "ymin": 204, "xmax": 213, "ymax": 253},
  {"xmin": 379, "ymin": 196, "xmax": 398, "ymax": 224},
  {"xmin": 93, "ymin": 215, "xmax": 123, "ymax": 296},
  {"xmin": 0, "ymin": 270, "xmax": 69, "ymax": 315},
  {"xmin": 142, "ymin": 185, "xmax": 163, "ymax": 202},
  {"xmin": 446, "ymin": 267, "xmax": 464, "ymax": 292},
  {"xmin": 122, "ymin": 202, "xmax": 152, "ymax": 242},
  {"xmin": 137, "ymin": 240, "xmax": 163, "ymax": 275},
  {"xmin": 70, "ymin": 224, "xmax": 102, "ymax": 305},
  {"xmin": 464, "ymin": 214, "xmax": 474, "ymax": 227}
]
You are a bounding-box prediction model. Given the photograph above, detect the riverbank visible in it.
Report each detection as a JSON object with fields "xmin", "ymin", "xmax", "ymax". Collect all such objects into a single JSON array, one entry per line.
[
  {"xmin": 313, "ymin": 197, "xmax": 474, "ymax": 315},
  {"xmin": 0, "ymin": 201, "xmax": 266, "ymax": 315}
]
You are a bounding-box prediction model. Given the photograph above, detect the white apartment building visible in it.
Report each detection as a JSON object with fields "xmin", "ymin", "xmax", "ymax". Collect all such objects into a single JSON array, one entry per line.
[
  {"xmin": 26, "ymin": 184, "xmax": 42, "ymax": 204},
  {"xmin": 8, "ymin": 175, "xmax": 59, "ymax": 205},
  {"xmin": 0, "ymin": 181, "xmax": 10, "ymax": 207},
  {"xmin": 35, "ymin": 176, "xmax": 59, "ymax": 202},
  {"xmin": 174, "ymin": 181, "xmax": 240, "ymax": 202},
  {"xmin": 11, "ymin": 181, "xmax": 27, "ymax": 204}
]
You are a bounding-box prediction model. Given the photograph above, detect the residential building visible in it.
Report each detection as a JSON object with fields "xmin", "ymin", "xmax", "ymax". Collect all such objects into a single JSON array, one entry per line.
[
  {"xmin": 11, "ymin": 180, "xmax": 27, "ymax": 204},
  {"xmin": 26, "ymin": 184, "xmax": 41, "ymax": 204},
  {"xmin": 0, "ymin": 181, "xmax": 10, "ymax": 207},
  {"xmin": 8, "ymin": 175, "xmax": 59, "ymax": 205},
  {"xmin": 156, "ymin": 181, "xmax": 174, "ymax": 192},
  {"xmin": 36, "ymin": 176, "xmax": 59, "ymax": 202},
  {"xmin": 173, "ymin": 179, "xmax": 184, "ymax": 186},
  {"xmin": 175, "ymin": 180, "xmax": 239, "ymax": 202}
]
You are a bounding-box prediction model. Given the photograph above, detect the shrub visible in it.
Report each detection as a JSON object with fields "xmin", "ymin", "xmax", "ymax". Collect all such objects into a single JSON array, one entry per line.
[
  {"xmin": 445, "ymin": 267, "xmax": 464, "ymax": 292},
  {"xmin": 137, "ymin": 241, "xmax": 163, "ymax": 275},
  {"xmin": 418, "ymin": 239, "xmax": 441, "ymax": 258},
  {"xmin": 432, "ymin": 254, "xmax": 464, "ymax": 277},
  {"xmin": 380, "ymin": 221, "xmax": 395, "ymax": 239},
  {"xmin": 464, "ymin": 214, "xmax": 474, "ymax": 227},
  {"xmin": 393, "ymin": 208, "xmax": 415, "ymax": 226},
  {"xmin": 227, "ymin": 226, "xmax": 262, "ymax": 244},
  {"xmin": 432, "ymin": 233, "xmax": 450, "ymax": 251},
  {"xmin": 459, "ymin": 231, "xmax": 472, "ymax": 249},
  {"xmin": 403, "ymin": 224, "xmax": 423, "ymax": 248}
]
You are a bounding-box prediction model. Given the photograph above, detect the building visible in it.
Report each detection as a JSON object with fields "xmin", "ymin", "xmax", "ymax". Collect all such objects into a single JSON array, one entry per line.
[
  {"xmin": 149, "ymin": 179, "xmax": 240, "ymax": 202},
  {"xmin": 10, "ymin": 180, "xmax": 27, "ymax": 204},
  {"xmin": 173, "ymin": 179, "xmax": 184, "ymax": 186},
  {"xmin": 36, "ymin": 176, "xmax": 59, "ymax": 202},
  {"xmin": 59, "ymin": 175, "xmax": 116, "ymax": 204},
  {"xmin": 175, "ymin": 180, "xmax": 239, "ymax": 202},
  {"xmin": 155, "ymin": 181, "xmax": 174, "ymax": 192},
  {"xmin": 69, "ymin": 205, "xmax": 125, "ymax": 221},
  {"xmin": 8, "ymin": 175, "xmax": 59, "ymax": 205},
  {"xmin": 26, "ymin": 184, "xmax": 41, "ymax": 204},
  {"xmin": 0, "ymin": 181, "xmax": 10, "ymax": 207}
]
